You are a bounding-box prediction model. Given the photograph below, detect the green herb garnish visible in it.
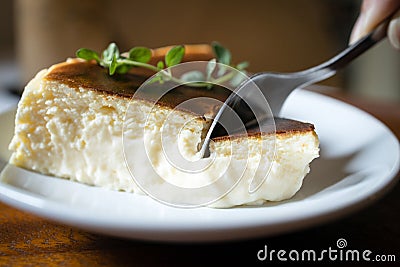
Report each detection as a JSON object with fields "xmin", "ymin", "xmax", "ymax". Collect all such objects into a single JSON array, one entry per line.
[{"xmin": 76, "ymin": 42, "xmax": 248, "ymax": 88}]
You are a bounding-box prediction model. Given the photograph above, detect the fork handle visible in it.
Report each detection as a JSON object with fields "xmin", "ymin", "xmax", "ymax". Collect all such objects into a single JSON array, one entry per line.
[{"xmin": 295, "ymin": 11, "xmax": 393, "ymax": 87}]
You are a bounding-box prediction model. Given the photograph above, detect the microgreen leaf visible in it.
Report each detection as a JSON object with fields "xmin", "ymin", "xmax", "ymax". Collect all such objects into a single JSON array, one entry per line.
[
  {"xmin": 230, "ymin": 72, "xmax": 246, "ymax": 87},
  {"xmin": 129, "ymin": 47, "xmax": 152, "ymax": 63},
  {"xmin": 157, "ymin": 61, "xmax": 165, "ymax": 69},
  {"xmin": 109, "ymin": 54, "xmax": 118, "ymax": 75},
  {"xmin": 217, "ymin": 64, "xmax": 227, "ymax": 77},
  {"xmin": 116, "ymin": 64, "xmax": 132, "ymax": 74},
  {"xmin": 236, "ymin": 61, "xmax": 249, "ymax": 70},
  {"xmin": 180, "ymin": 71, "xmax": 205, "ymax": 82},
  {"xmin": 147, "ymin": 73, "xmax": 163, "ymax": 84},
  {"xmin": 165, "ymin": 45, "xmax": 185, "ymax": 67},
  {"xmin": 76, "ymin": 48, "xmax": 100, "ymax": 62},
  {"xmin": 206, "ymin": 58, "xmax": 217, "ymax": 80},
  {"xmin": 103, "ymin": 42, "xmax": 119, "ymax": 63},
  {"xmin": 212, "ymin": 42, "xmax": 231, "ymax": 65}
]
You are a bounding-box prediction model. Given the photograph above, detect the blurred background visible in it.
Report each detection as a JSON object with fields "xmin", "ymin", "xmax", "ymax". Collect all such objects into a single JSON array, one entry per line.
[{"xmin": 0, "ymin": 0, "xmax": 399, "ymax": 102}]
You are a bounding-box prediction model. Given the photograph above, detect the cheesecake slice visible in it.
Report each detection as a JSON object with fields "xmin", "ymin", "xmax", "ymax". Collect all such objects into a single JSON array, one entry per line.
[{"xmin": 9, "ymin": 59, "xmax": 319, "ymax": 208}]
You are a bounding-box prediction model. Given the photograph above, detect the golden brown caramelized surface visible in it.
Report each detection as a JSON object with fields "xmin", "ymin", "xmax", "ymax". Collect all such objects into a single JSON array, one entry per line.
[{"xmin": 45, "ymin": 60, "xmax": 315, "ymax": 137}]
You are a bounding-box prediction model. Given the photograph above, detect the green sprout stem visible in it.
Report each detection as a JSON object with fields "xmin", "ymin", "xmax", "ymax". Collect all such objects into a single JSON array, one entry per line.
[{"xmin": 118, "ymin": 59, "xmax": 161, "ymax": 72}]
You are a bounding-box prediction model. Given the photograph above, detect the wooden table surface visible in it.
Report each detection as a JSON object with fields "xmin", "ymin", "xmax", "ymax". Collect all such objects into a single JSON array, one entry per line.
[{"xmin": 1, "ymin": 92, "xmax": 399, "ymax": 266}]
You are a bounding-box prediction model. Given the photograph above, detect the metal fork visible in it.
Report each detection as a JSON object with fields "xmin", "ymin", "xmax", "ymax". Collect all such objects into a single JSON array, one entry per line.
[{"xmin": 199, "ymin": 11, "xmax": 394, "ymax": 158}]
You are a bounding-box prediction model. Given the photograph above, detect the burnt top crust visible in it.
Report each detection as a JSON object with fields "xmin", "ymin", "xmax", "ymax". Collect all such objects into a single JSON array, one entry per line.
[
  {"xmin": 274, "ymin": 118, "xmax": 314, "ymax": 134},
  {"xmin": 212, "ymin": 117, "xmax": 315, "ymax": 141},
  {"xmin": 45, "ymin": 60, "xmax": 230, "ymax": 116},
  {"xmin": 45, "ymin": 60, "xmax": 315, "ymax": 137}
]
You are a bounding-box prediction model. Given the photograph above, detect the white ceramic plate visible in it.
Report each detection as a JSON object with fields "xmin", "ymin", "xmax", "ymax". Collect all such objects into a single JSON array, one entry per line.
[{"xmin": 0, "ymin": 90, "xmax": 399, "ymax": 242}]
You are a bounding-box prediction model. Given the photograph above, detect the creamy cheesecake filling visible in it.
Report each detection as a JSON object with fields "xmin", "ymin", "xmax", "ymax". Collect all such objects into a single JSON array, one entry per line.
[
  {"xmin": 9, "ymin": 61, "xmax": 319, "ymax": 208},
  {"xmin": 9, "ymin": 68, "xmax": 210, "ymax": 193},
  {"xmin": 209, "ymin": 133, "xmax": 318, "ymax": 207}
]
